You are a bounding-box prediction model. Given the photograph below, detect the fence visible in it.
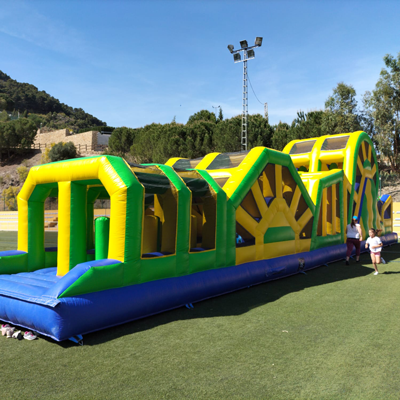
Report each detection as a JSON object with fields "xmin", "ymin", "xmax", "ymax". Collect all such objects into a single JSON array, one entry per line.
[
  {"xmin": 0, "ymin": 198, "xmax": 110, "ymax": 212},
  {"xmin": 30, "ymin": 143, "xmax": 108, "ymax": 153},
  {"xmin": 0, "ymin": 209, "xmax": 111, "ymax": 231}
]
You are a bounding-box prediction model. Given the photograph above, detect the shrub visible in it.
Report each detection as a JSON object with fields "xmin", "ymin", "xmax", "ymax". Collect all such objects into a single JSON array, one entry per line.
[
  {"xmin": 381, "ymin": 170, "xmax": 400, "ymax": 187},
  {"xmin": 17, "ymin": 166, "xmax": 29, "ymax": 182},
  {"xmin": 41, "ymin": 142, "xmax": 55, "ymax": 164},
  {"xmin": 48, "ymin": 141, "xmax": 77, "ymax": 162},
  {"xmin": 2, "ymin": 186, "xmax": 19, "ymax": 210}
]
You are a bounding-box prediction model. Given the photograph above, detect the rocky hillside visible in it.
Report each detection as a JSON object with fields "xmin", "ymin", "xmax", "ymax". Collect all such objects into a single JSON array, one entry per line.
[{"xmin": 0, "ymin": 70, "xmax": 106, "ymax": 132}]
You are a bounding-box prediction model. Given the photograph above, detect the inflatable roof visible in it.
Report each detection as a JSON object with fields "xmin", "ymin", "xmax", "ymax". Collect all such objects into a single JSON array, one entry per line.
[{"xmin": 0, "ymin": 131, "xmax": 396, "ymax": 342}]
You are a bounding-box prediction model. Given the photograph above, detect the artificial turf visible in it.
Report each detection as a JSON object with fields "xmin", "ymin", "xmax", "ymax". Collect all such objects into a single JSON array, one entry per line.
[{"xmin": 0, "ymin": 231, "xmax": 400, "ymax": 399}]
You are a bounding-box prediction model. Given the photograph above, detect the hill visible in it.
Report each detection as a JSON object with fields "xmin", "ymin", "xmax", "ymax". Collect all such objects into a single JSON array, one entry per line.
[{"xmin": 0, "ymin": 70, "xmax": 106, "ymax": 132}]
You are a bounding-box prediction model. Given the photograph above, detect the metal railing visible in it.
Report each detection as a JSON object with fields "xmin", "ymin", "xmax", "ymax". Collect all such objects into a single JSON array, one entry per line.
[{"xmin": 29, "ymin": 143, "xmax": 108, "ymax": 152}]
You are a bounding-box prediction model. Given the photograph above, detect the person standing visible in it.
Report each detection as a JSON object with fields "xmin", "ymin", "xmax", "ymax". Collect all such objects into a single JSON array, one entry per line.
[
  {"xmin": 345, "ymin": 216, "xmax": 362, "ymax": 265},
  {"xmin": 365, "ymin": 228, "xmax": 386, "ymax": 275}
]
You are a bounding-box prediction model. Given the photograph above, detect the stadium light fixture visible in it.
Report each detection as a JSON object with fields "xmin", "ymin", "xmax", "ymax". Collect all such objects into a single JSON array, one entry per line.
[
  {"xmin": 233, "ymin": 53, "xmax": 241, "ymax": 63},
  {"xmin": 247, "ymin": 49, "xmax": 255, "ymax": 59},
  {"xmin": 227, "ymin": 37, "xmax": 263, "ymax": 151},
  {"xmin": 240, "ymin": 40, "xmax": 248, "ymax": 49}
]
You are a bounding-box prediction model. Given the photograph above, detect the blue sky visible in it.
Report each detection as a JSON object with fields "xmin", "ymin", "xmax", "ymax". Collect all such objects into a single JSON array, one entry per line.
[{"xmin": 0, "ymin": 0, "xmax": 399, "ymax": 129}]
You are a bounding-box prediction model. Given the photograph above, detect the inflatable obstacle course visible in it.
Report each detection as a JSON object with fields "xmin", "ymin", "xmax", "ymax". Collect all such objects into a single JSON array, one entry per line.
[{"xmin": 0, "ymin": 131, "xmax": 396, "ymax": 341}]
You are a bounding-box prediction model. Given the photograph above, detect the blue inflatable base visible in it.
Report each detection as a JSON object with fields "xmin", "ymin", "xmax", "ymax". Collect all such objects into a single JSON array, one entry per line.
[{"xmin": 0, "ymin": 233, "xmax": 397, "ymax": 342}]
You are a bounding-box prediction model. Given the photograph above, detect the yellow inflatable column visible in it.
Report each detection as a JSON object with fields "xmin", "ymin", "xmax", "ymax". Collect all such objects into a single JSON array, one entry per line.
[{"xmin": 57, "ymin": 181, "xmax": 87, "ymax": 276}]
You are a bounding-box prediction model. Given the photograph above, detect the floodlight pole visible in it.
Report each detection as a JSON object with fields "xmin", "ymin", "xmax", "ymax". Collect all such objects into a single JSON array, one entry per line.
[
  {"xmin": 227, "ymin": 38, "xmax": 262, "ymax": 152},
  {"xmin": 242, "ymin": 51, "xmax": 248, "ymax": 151}
]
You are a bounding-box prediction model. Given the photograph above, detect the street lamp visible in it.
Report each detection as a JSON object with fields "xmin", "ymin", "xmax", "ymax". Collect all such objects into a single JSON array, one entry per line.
[
  {"xmin": 227, "ymin": 37, "xmax": 263, "ymax": 151},
  {"xmin": 212, "ymin": 105, "xmax": 221, "ymax": 120},
  {"xmin": 212, "ymin": 105, "xmax": 221, "ymax": 113}
]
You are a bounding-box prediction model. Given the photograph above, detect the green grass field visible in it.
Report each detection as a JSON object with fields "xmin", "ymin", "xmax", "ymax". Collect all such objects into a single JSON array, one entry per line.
[{"xmin": 1, "ymin": 231, "xmax": 400, "ymax": 399}]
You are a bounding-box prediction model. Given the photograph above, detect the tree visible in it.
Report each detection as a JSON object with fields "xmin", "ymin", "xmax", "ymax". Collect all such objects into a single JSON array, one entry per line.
[
  {"xmin": 217, "ymin": 108, "xmax": 223, "ymax": 122},
  {"xmin": 247, "ymin": 114, "xmax": 274, "ymax": 148},
  {"xmin": 323, "ymin": 82, "xmax": 361, "ymax": 135},
  {"xmin": 108, "ymin": 127, "xmax": 137, "ymax": 155},
  {"xmin": 289, "ymin": 111, "xmax": 325, "ymax": 141},
  {"xmin": 213, "ymin": 116, "xmax": 241, "ymax": 152},
  {"xmin": 363, "ymin": 53, "xmax": 400, "ymax": 171},
  {"xmin": 0, "ymin": 118, "xmax": 37, "ymax": 160},
  {"xmin": 48, "ymin": 142, "xmax": 77, "ymax": 162},
  {"xmin": 0, "ymin": 94, "xmax": 14, "ymax": 111},
  {"xmin": 12, "ymin": 118, "xmax": 37, "ymax": 150},
  {"xmin": 272, "ymin": 122, "xmax": 292, "ymax": 151},
  {"xmin": 187, "ymin": 110, "xmax": 217, "ymax": 124},
  {"xmin": 130, "ymin": 124, "xmax": 161, "ymax": 163},
  {"xmin": 185, "ymin": 120, "xmax": 214, "ymax": 158},
  {"xmin": 0, "ymin": 110, "xmax": 8, "ymax": 122}
]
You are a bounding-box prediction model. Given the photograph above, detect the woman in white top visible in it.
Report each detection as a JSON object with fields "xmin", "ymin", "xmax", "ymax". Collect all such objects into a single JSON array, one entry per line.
[{"xmin": 345, "ymin": 216, "xmax": 362, "ymax": 265}]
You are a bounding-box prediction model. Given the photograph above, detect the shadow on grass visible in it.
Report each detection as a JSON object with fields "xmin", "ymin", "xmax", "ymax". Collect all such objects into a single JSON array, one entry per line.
[
  {"xmin": 78, "ymin": 254, "xmax": 384, "ymax": 347},
  {"xmin": 382, "ymin": 271, "xmax": 400, "ymax": 274}
]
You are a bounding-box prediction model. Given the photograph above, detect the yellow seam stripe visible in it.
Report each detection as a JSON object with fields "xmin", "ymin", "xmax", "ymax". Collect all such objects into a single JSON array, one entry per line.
[
  {"xmin": 196, "ymin": 153, "xmax": 220, "ymax": 169},
  {"xmin": 165, "ymin": 157, "xmax": 185, "ymax": 167}
]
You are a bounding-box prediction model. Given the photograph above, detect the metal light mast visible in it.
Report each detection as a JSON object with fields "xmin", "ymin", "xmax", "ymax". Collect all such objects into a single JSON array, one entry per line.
[
  {"xmin": 264, "ymin": 102, "xmax": 268, "ymax": 122},
  {"xmin": 227, "ymin": 37, "xmax": 263, "ymax": 151},
  {"xmin": 242, "ymin": 51, "xmax": 248, "ymax": 151}
]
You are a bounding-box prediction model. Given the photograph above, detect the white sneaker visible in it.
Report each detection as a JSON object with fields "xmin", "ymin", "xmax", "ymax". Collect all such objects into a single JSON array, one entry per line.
[
  {"xmin": 381, "ymin": 257, "xmax": 386, "ymax": 264},
  {"xmin": 6, "ymin": 328, "xmax": 14, "ymax": 338},
  {"xmin": 1, "ymin": 324, "xmax": 11, "ymax": 336},
  {"xmin": 2, "ymin": 325, "xmax": 14, "ymax": 338},
  {"xmin": 23, "ymin": 331, "xmax": 37, "ymax": 340},
  {"xmin": 374, "ymin": 271, "xmax": 379, "ymax": 275}
]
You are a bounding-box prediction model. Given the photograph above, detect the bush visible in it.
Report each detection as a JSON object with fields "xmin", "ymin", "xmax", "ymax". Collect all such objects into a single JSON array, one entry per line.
[
  {"xmin": 381, "ymin": 171, "xmax": 400, "ymax": 188},
  {"xmin": 48, "ymin": 141, "xmax": 77, "ymax": 162},
  {"xmin": 2, "ymin": 186, "xmax": 19, "ymax": 210},
  {"xmin": 17, "ymin": 166, "xmax": 29, "ymax": 182},
  {"xmin": 41, "ymin": 142, "xmax": 55, "ymax": 164}
]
